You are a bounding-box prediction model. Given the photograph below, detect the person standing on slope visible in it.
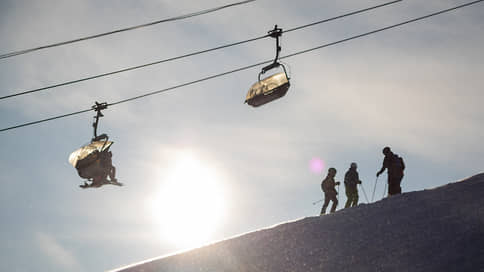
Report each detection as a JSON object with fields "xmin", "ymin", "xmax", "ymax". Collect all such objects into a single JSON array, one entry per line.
[
  {"xmin": 344, "ymin": 162, "xmax": 362, "ymax": 208},
  {"xmin": 376, "ymin": 146, "xmax": 405, "ymax": 196},
  {"xmin": 321, "ymin": 168, "xmax": 340, "ymax": 215}
]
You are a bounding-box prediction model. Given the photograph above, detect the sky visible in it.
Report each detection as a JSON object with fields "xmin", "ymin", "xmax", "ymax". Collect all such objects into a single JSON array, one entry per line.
[{"xmin": 0, "ymin": 0, "xmax": 483, "ymax": 271}]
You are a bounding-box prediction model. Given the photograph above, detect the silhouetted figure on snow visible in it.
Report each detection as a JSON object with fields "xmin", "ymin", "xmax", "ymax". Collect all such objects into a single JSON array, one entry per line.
[
  {"xmin": 320, "ymin": 168, "xmax": 340, "ymax": 214},
  {"xmin": 344, "ymin": 162, "xmax": 362, "ymax": 208},
  {"xmin": 377, "ymin": 146, "xmax": 405, "ymax": 196}
]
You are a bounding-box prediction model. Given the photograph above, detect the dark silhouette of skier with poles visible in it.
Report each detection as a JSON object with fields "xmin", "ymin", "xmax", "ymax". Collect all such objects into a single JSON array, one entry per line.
[
  {"xmin": 376, "ymin": 146, "xmax": 406, "ymax": 197},
  {"xmin": 320, "ymin": 168, "xmax": 340, "ymax": 215},
  {"xmin": 344, "ymin": 162, "xmax": 362, "ymax": 208}
]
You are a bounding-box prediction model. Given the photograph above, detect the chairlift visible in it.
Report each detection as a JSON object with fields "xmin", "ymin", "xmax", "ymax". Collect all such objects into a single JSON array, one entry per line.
[
  {"xmin": 245, "ymin": 25, "xmax": 291, "ymax": 107},
  {"xmin": 68, "ymin": 102, "xmax": 122, "ymax": 188}
]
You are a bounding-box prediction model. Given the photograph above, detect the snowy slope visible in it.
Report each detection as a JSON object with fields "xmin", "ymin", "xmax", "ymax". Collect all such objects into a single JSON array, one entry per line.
[{"xmin": 113, "ymin": 173, "xmax": 484, "ymax": 272}]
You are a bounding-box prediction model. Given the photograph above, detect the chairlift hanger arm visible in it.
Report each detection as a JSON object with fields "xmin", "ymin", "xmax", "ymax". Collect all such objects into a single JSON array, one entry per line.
[
  {"xmin": 92, "ymin": 102, "xmax": 108, "ymax": 141},
  {"xmin": 268, "ymin": 25, "xmax": 282, "ymax": 60},
  {"xmin": 261, "ymin": 25, "xmax": 283, "ymax": 74},
  {"xmin": 258, "ymin": 25, "xmax": 290, "ymax": 82}
]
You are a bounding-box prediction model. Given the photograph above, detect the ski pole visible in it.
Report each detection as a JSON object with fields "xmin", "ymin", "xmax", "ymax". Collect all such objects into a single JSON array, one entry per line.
[
  {"xmin": 312, "ymin": 199, "xmax": 323, "ymax": 205},
  {"xmin": 336, "ymin": 183, "xmax": 340, "ymax": 211},
  {"xmin": 359, "ymin": 183, "xmax": 369, "ymax": 203},
  {"xmin": 382, "ymin": 181, "xmax": 387, "ymax": 199},
  {"xmin": 371, "ymin": 176, "xmax": 379, "ymax": 202}
]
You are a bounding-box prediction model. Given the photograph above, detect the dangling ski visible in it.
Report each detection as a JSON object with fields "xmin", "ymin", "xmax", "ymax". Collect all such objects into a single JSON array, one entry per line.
[{"xmin": 79, "ymin": 179, "xmax": 123, "ymax": 189}]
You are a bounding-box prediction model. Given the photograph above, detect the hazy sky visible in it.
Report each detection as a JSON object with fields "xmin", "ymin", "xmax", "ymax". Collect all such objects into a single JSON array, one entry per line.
[{"xmin": 1, "ymin": 0, "xmax": 483, "ymax": 271}]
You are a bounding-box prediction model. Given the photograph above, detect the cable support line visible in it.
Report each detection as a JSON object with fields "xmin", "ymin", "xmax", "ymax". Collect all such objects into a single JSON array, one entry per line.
[
  {"xmin": 0, "ymin": 35, "xmax": 268, "ymax": 101},
  {"xmin": 0, "ymin": 0, "xmax": 401, "ymax": 101},
  {"xmin": 1, "ymin": 0, "xmax": 481, "ymax": 133},
  {"xmin": 0, "ymin": 60, "xmax": 269, "ymax": 133},
  {"xmin": 280, "ymin": 0, "xmax": 484, "ymax": 59},
  {"xmin": 283, "ymin": 0, "xmax": 401, "ymax": 33},
  {"xmin": 0, "ymin": 0, "xmax": 256, "ymax": 60},
  {"xmin": 0, "ymin": 108, "xmax": 92, "ymax": 132},
  {"xmin": 108, "ymin": 60, "xmax": 269, "ymax": 107}
]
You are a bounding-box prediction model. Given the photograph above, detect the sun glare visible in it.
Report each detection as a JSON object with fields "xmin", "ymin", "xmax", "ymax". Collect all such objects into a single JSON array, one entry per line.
[{"xmin": 150, "ymin": 153, "xmax": 226, "ymax": 248}]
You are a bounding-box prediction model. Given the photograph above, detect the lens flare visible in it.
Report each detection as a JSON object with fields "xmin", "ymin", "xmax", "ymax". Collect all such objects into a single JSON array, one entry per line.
[
  {"xmin": 149, "ymin": 152, "xmax": 227, "ymax": 249},
  {"xmin": 309, "ymin": 157, "xmax": 325, "ymax": 174}
]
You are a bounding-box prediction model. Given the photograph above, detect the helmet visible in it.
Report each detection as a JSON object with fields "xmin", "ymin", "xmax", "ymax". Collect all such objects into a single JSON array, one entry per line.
[
  {"xmin": 350, "ymin": 162, "xmax": 357, "ymax": 168},
  {"xmin": 382, "ymin": 146, "xmax": 391, "ymax": 155}
]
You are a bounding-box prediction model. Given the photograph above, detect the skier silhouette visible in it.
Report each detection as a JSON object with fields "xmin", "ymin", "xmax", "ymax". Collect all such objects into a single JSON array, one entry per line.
[
  {"xmin": 320, "ymin": 168, "xmax": 340, "ymax": 214},
  {"xmin": 377, "ymin": 146, "xmax": 405, "ymax": 196},
  {"xmin": 344, "ymin": 162, "xmax": 362, "ymax": 208}
]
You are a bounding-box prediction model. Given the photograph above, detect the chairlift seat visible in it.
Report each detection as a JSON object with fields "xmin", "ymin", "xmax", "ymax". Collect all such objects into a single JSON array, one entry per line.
[
  {"xmin": 245, "ymin": 72, "xmax": 290, "ymax": 107},
  {"xmin": 69, "ymin": 140, "xmax": 113, "ymax": 179}
]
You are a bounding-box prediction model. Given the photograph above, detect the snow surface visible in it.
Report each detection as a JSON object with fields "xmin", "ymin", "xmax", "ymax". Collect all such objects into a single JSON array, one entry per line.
[{"xmin": 113, "ymin": 173, "xmax": 484, "ymax": 271}]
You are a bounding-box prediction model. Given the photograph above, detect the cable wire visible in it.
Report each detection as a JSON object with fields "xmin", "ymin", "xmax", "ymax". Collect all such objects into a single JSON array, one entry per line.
[
  {"xmin": 281, "ymin": 0, "xmax": 484, "ymax": 61},
  {"xmin": 0, "ymin": 0, "xmax": 401, "ymax": 101},
  {"xmin": 1, "ymin": 0, "xmax": 482, "ymax": 133},
  {"xmin": 0, "ymin": 34, "xmax": 268, "ymax": 101},
  {"xmin": 0, "ymin": 108, "xmax": 93, "ymax": 132},
  {"xmin": 0, "ymin": 0, "xmax": 257, "ymax": 60},
  {"xmin": 108, "ymin": 59, "xmax": 269, "ymax": 107},
  {"xmin": 283, "ymin": 0, "xmax": 401, "ymax": 33}
]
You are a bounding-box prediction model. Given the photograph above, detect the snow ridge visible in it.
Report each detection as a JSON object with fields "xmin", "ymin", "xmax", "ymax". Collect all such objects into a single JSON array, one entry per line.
[{"xmin": 115, "ymin": 173, "xmax": 484, "ymax": 272}]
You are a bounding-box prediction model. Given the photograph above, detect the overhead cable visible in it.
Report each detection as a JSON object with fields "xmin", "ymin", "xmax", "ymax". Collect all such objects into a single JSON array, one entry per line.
[
  {"xmin": 1, "ymin": 0, "xmax": 482, "ymax": 133},
  {"xmin": 281, "ymin": 0, "xmax": 484, "ymax": 60},
  {"xmin": 0, "ymin": 0, "xmax": 257, "ymax": 60},
  {"xmin": 0, "ymin": 0, "xmax": 401, "ymax": 101},
  {"xmin": 283, "ymin": 0, "xmax": 402, "ymax": 33},
  {"xmin": 0, "ymin": 109, "xmax": 93, "ymax": 132}
]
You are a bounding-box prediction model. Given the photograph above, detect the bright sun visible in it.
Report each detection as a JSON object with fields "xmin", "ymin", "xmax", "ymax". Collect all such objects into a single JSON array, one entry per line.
[{"xmin": 150, "ymin": 153, "xmax": 226, "ymax": 248}]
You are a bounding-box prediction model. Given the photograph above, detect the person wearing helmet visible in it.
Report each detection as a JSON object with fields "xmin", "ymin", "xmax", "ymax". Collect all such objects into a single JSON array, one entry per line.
[
  {"xmin": 344, "ymin": 162, "xmax": 362, "ymax": 208},
  {"xmin": 377, "ymin": 146, "xmax": 405, "ymax": 196},
  {"xmin": 320, "ymin": 167, "xmax": 340, "ymax": 214}
]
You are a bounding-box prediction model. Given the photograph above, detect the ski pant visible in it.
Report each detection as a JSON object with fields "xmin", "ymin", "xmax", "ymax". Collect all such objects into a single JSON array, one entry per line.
[
  {"xmin": 321, "ymin": 191, "xmax": 338, "ymax": 214},
  {"xmin": 388, "ymin": 175, "xmax": 403, "ymax": 196},
  {"xmin": 345, "ymin": 188, "xmax": 358, "ymax": 208}
]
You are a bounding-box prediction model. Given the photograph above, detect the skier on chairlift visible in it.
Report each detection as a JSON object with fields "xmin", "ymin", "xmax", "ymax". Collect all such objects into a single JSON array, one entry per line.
[
  {"xmin": 79, "ymin": 147, "xmax": 118, "ymax": 188},
  {"xmin": 70, "ymin": 102, "xmax": 122, "ymax": 189}
]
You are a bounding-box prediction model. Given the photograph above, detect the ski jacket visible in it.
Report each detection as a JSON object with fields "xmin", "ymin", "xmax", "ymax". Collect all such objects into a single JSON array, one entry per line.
[
  {"xmin": 344, "ymin": 168, "xmax": 360, "ymax": 190},
  {"xmin": 381, "ymin": 153, "xmax": 405, "ymax": 178},
  {"xmin": 322, "ymin": 176, "xmax": 337, "ymax": 194}
]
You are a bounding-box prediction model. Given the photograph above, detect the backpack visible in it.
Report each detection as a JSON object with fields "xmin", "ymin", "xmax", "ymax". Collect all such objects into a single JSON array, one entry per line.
[
  {"xmin": 390, "ymin": 154, "xmax": 405, "ymax": 175},
  {"xmin": 344, "ymin": 169, "xmax": 358, "ymax": 188}
]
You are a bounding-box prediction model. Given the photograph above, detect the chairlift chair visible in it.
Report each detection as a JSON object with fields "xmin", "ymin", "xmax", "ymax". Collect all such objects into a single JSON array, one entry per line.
[
  {"xmin": 68, "ymin": 102, "xmax": 119, "ymax": 187},
  {"xmin": 245, "ymin": 25, "xmax": 291, "ymax": 107}
]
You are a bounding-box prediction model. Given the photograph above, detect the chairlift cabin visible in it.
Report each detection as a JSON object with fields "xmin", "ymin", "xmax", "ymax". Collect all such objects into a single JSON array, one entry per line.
[
  {"xmin": 69, "ymin": 140, "xmax": 113, "ymax": 179},
  {"xmin": 68, "ymin": 102, "xmax": 120, "ymax": 188},
  {"xmin": 245, "ymin": 70, "xmax": 290, "ymax": 107},
  {"xmin": 245, "ymin": 25, "xmax": 291, "ymax": 107}
]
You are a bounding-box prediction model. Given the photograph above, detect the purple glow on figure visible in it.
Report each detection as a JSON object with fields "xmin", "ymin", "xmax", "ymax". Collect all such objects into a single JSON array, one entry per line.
[{"xmin": 309, "ymin": 158, "xmax": 325, "ymax": 174}]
